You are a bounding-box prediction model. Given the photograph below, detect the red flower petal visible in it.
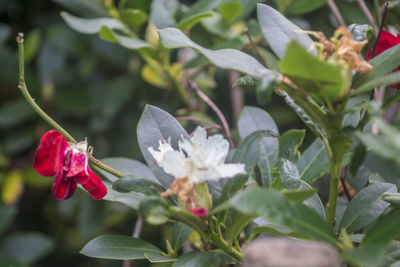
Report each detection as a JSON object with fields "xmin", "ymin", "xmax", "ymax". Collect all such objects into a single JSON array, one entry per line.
[
  {"xmin": 65, "ymin": 150, "xmax": 88, "ymax": 179},
  {"xmin": 190, "ymin": 207, "xmax": 208, "ymax": 217},
  {"xmin": 34, "ymin": 130, "xmax": 70, "ymax": 177},
  {"xmin": 52, "ymin": 172, "xmax": 77, "ymax": 200},
  {"xmin": 81, "ymin": 170, "xmax": 107, "ymax": 200}
]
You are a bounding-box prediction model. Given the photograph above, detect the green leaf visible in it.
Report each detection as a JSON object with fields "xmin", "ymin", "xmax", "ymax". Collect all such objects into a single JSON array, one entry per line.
[
  {"xmin": 357, "ymin": 119, "xmax": 400, "ymax": 166},
  {"xmin": 102, "ymin": 181, "xmax": 144, "ymax": 209},
  {"xmin": 137, "ymin": 105, "xmax": 190, "ymax": 188},
  {"xmin": 219, "ymin": 1, "xmax": 243, "ymax": 24},
  {"xmin": 353, "ymin": 72, "xmax": 400, "ymax": 95},
  {"xmin": 257, "ymin": 3, "xmax": 315, "ymax": 59},
  {"xmin": 149, "ymin": 0, "xmax": 178, "ymax": 28},
  {"xmin": 176, "ymin": 12, "xmax": 214, "ymax": 31},
  {"xmin": 0, "ymin": 232, "xmax": 54, "ymax": 264},
  {"xmin": 139, "ymin": 196, "xmax": 170, "ymax": 225},
  {"xmin": 299, "ymin": 180, "xmax": 326, "ymax": 219},
  {"xmin": 80, "ymin": 234, "xmax": 175, "ymax": 262},
  {"xmin": 276, "ymin": 159, "xmax": 300, "ymax": 189},
  {"xmin": 342, "ymin": 210, "xmax": 400, "ymax": 267},
  {"xmin": 280, "ymin": 41, "xmax": 345, "ymax": 101},
  {"xmin": 97, "ymin": 157, "xmax": 157, "ymax": 183},
  {"xmin": 174, "ymin": 251, "xmax": 235, "ymax": 267},
  {"xmin": 60, "ymin": 11, "xmax": 125, "ymax": 34},
  {"xmin": 99, "ymin": 26, "xmax": 151, "ymax": 50},
  {"xmin": 283, "ymin": 187, "xmax": 317, "ymax": 202},
  {"xmin": 171, "ymin": 222, "xmax": 193, "ymax": 252},
  {"xmin": 279, "ymin": 129, "xmax": 305, "ymax": 161},
  {"xmin": 225, "ymin": 211, "xmax": 256, "ymax": 245},
  {"xmin": 120, "ymin": 9, "xmax": 147, "ymax": 32},
  {"xmin": 232, "ymin": 75, "xmax": 258, "ymax": 87},
  {"xmin": 296, "ymin": 138, "xmax": 330, "ymax": 184},
  {"xmin": 182, "ymin": 0, "xmax": 222, "ymax": 20},
  {"xmin": 277, "ymin": 0, "xmax": 326, "ymax": 15},
  {"xmin": 353, "ymin": 44, "xmax": 400, "ymax": 88},
  {"xmin": 226, "ymin": 188, "xmax": 338, "ymax": 245},
  {"xmin": 238, "ymin": 106, "xmax": 279, "ymax": 187},
  {"xmin": 112, "ymin": 176, "xmax": 165, "ymax": 195},
  {"xmin": 339, "ymin": 183, "xmax": 396, "ymax": 234},
  {"xmin": 158, "ymin": 27, "xmax": 272, "ymax": 79}
]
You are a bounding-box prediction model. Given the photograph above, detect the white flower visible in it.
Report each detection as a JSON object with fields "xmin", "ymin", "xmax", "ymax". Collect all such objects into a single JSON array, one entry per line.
[{"xmin": 148, "ymin": 126, "xmax": 246, "ymax": 184}]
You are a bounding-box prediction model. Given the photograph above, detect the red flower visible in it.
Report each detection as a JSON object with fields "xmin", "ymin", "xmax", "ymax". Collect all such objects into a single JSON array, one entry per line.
[
  {"xmin": 34, "ymin": 130, "xmax": 107, "ymax": 200},
  {"xmin": 190, "ymin": 207, "xmax": 208, "ymax": 217},
  {"xmin": 366, "ymin": 30, "xmax": 400, "ymax": 88}
]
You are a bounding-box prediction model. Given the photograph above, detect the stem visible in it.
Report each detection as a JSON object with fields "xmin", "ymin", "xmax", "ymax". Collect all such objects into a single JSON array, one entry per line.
[
  {"xmin": 326, "ymin": 0, "xmax": 346, "ymax": 26},
  {"xmin": 244, "ymin": 28, "xmax": 268, "ymax": 68},
  {"xmin": 17, "ymin": 33, "xmax": 76, "ymax": 143},
  {"xmin": 189, "ymin": 81, "xmax": 235, "ymax": 148},
  {"xmin": 17, "ymin": 33, "xmax": 124, "ymax": 179},
  {"xmin": 372, "ymin": 1, "xmax": 390, "ymax": 58},
  {"xmin": 356, "ymin": 0, "xmax": 379, "ymax": 35},
  {"xmin": 207, "ymin": 218, "xmax": 242, "ymax": 260},
  {"xmin": 326, "ymin": 157, "xmax": 342, "ymax": 227}
]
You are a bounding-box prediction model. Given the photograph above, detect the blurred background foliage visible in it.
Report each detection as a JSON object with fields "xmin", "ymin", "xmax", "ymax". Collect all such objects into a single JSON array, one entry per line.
[{"xmin": 0, "ymin": 0, "xmax": 399, "ymax": 266}]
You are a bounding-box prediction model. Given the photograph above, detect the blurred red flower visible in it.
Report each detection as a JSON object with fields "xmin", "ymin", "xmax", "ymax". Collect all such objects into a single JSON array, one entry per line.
[
  {"xmin": 34, "ymin": 130, "xmax": 107, "ymax": 200},
  {"xmin": 190, "ymin": 207, "xmax": 208, "ymax": 217},
  {"xmin": 366, "ymin": 30, "xmax": 400, "ymax": 89}
]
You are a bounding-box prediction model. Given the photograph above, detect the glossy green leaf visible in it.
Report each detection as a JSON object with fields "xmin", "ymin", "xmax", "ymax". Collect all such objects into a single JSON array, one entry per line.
[
  {"xmin": 276, "ymin": 159, "xmax": 300, "ymax": 189},
  {"xmin": 97, "ymin": 157, "xmax": 157, "ymax": 183},
  {"xmin": 353, "ymin": 44, "xmax": 400, "ymax": 88},
  {"xmin": 101, "ymin": 181, "xmax": 144, "ymax": 209},
  {"xmin": 137, "ymin": 105, "xmax": 189, "ymax": 188},
  {"xmin": 112, "ymin": 176, "xmax": 165, "ymax": 195},
  {"xmin": 174, "ymin": 251, "xmax": 235, "ymax": 267},
  {"xmin": 24, "ymin": 29, "xmax": 41, "ymax": 64},
  {"xmin": 339, "ymin": 183, "xmax": 396, "ymax": 234},
  {"xmin": 60, "ymin": 12, "xmax": 125, "ymax": 34},
  {"xmin": 120, "ymin": 9, "xmax": 147, "ymax": 32},
  {"xmin": 277, "ymin": 0, "xmax": 326, "ymax": 15},
  {"xmin": 171, "ymin": 222, "xmax": 193, "ymax": 252},
  {"xmin": 353, "ymin": 72, "xmax": 400, "ymax": 95},
  {"xmin": 279, "ymin": 129, "xmax": 305, "ymax": 161},
  {"xmin": 257, "ymin": 3, "xmax": 315, "ymax": 59},
  {"xmin": 238, "ymin": 106, "xmax": 279, "ymax": 187},
  {"xmin": 182, "ymin": 0, "xmax": 222, "ymax": 20},
  {"xmin": 176, "ymin": 12, "xmax": 214, "ymax": 31},
  {"xmin": 80, "ymin": 234, "xmax": 175, "ymax": 262},
  {"xmin": 99, "ymin": 26, "xmax": 151, "ymax": 50},
  {"xmin": 280, "ymin": 41, "xmax": 345, "ymax": 101},
  {"xmin": 218, "ymin": 130, "xmax": 277, "ymax": 204},
  {"xmin": 232, "ymin": 75, "xmax": 258, "ymax": 87},
  {"xmin": 226, "ymin": 188, "xmax": 338, "ymax": 245},
  {"xmin": 296, "ymin": 138, "xmax": 330, "ymax": 184},
  {"xmin": 299, "ymin": 180, "xmax": 326, "ymax": 219},
  {"xmin": 0, "ymin": 232, "xmax": 54, "ymax": 264},
  {"xmin": 158, "ymin": 27, "xmax": 272, "ymax": 79},
  {"xmin": 219, "ymin": 1, "xmax": 243, "ymax": 24}
]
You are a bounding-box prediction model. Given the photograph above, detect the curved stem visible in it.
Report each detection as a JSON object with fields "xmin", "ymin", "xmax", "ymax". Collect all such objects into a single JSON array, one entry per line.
[
  {"xmin": 17, "ymin": 33, "xmax": 124, "ymax": 179},
  {"xmin": 326, "ymin": 158, "xmax": 342, "ymax": 227}
]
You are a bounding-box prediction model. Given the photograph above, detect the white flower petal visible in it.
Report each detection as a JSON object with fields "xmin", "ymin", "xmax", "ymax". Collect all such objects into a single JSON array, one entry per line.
[{"xmin": 157, "ymin": 150, "xmax": 188, "ymax": 179}]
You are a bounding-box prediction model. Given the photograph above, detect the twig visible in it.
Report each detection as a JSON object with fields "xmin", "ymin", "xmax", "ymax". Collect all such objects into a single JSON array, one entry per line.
[
  {"xmin": 186, "ymin": 64, "xmax": 212, "ymax": 80},
  {"xmin": 372, "ymin": 1, "xmax": 390, "ymax": 58},
  {"xmin": 17, "ymin": 33, "xmax": 124, "ymax": 179},
  {"xmin": 189, "ymin": 81, "xmax": 235, "ymax": 148},
  {"xmin": 176, "ymin": 116, "xmax": 223, "ymax": 130},
  {"xmin": 356, "ymin": 0, "xmax": 379, "ymax": 35},
  {"xmin": 244, "ymin": 28, "xmax": 268, "ymax": 68},
  {"xmin": 326, "ymin": 0, "xmax": 346, "ymax": 26}
]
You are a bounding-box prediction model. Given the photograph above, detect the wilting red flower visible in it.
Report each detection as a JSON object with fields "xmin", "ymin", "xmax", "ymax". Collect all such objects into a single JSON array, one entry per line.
[
  {"xmin": 366, "ymin": 30, "xmax": 400, "ymax": 88},
  {"xmin": 190, "ymin": 207, "xmax": 208, "ymax": 217},
  {"xmin": 34, "ymin": 130, "xmax": 107, "ymax": 200}
]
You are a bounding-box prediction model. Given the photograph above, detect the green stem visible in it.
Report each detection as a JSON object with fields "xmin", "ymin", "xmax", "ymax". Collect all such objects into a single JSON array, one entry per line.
[
  {"xmin": 17, "ymin": 33, "xmax": 76, "ymax": 143},
  {"xmin": 326, "ymin": 157, "xmax": 342, "ymax": 227},
  {"xmin": 17, "ymin": 33, "xmax": 124, "ymax": 179}
]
